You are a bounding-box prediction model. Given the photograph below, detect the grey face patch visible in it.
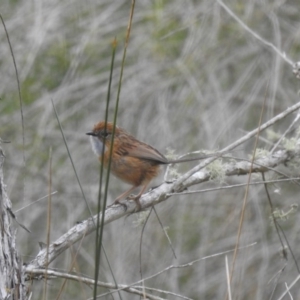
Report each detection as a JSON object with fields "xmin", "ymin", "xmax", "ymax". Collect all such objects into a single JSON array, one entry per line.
[{"xmin": 90, "ymin": 136, "xmax": 106, "ymax": 156}]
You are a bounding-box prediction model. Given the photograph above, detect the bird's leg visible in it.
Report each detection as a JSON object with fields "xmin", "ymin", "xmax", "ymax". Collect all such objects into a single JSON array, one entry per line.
[
  {"xmin": 127, "ymin": 184, "xmax": 149, "ymax": 212},
  {"xmin": 110, "ymin": 184, "xmax": 150, "ymax": 212},
  {"xmin": 110, "ymin": 186, "xmax": 137, "ymax": 210}
]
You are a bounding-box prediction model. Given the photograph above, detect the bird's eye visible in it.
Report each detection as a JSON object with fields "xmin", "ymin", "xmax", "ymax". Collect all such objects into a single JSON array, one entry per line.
[{"xmin": 100, "ymin": 130, "xmax": 109, "ymax": 138}]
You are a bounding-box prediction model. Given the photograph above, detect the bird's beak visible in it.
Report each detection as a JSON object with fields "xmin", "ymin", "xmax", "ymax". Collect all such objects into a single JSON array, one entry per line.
[{"xmin": 86, "ymin": 132, "xmax": 96, "ymax": 136}]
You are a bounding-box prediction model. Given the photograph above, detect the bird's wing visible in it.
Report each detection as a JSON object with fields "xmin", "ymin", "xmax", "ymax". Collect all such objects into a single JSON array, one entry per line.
[
  {"xmin": 117, "ymin": 134, "xmax": 168, "ymax": 164},
  {"xmin": 128, "ymin": 142, "xmax": 168, "ymax": 164}
]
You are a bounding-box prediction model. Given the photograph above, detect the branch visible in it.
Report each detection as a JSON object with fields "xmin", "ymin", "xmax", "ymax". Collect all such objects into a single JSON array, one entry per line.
[
  {"xmin": 24, "ymin": 101, "xmax": 300, "ymax": 271},
  {"xmin": 0, "ymin": 148, "xmax": 27, "ymax": 299},
  {"xmin": 183, "ymin": 148, "xmax": 298, "ymax": 189},
  {"xmin": 26, "ymin": 269, "xmax": 164, "ymax": 300},
  {"xmin": 26, "ymin": 243, "xmax": 257, "ymax": 300}
]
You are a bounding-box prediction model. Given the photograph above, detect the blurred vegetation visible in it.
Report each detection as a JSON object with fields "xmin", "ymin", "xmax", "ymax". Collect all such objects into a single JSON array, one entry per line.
[{"xmin": 1, "ymin": 0, "xmax": 300, "ymax": 299}]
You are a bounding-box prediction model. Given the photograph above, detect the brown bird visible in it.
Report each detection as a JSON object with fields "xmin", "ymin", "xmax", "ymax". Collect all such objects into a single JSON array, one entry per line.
[{"xmin": 87, "ymin": 121, "xmax": 220, "ymax": 211}]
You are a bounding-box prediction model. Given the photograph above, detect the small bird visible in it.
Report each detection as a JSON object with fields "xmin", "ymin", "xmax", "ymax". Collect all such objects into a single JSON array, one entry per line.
[{"xmin": 87, "ymin": 121, "xmax": 221, "ymax": 211}]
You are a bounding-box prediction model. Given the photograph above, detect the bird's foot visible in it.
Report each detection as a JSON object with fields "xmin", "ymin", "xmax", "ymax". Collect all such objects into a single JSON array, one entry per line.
[
  {"xmin": 127, "ymin": 194, "xmax": 142, "ymax": 212},
  {"xmin": 108, "ymin": 200, "xmax": 128, "ymax": 211}
]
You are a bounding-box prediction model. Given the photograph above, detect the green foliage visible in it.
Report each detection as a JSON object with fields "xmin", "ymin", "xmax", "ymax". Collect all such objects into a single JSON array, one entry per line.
[
  {"xmin": 272, "ymin": 204, "xmax": 298, "ymax": 221},
  {"xmin": 24, "ymin": 40, "xmax": 71, "ymax": 94},
  {"xmin": 206, "ymin": 158, "xmax": 226, "ymax": 183},
  {"xmin": 148, "ymin": 1, "xmax": 188, "ymax": 60}
]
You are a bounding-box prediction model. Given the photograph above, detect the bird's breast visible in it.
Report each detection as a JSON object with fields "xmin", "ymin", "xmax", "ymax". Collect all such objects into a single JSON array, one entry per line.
[{"xmin": 89, "ymin": 136, "xmax": 106, "ymax": 157}]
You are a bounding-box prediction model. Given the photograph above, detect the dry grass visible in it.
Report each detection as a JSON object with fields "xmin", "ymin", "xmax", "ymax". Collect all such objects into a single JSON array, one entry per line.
[{"xmin": 1, "ymin": 0, "xmax": 300, "ymax": 299}]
